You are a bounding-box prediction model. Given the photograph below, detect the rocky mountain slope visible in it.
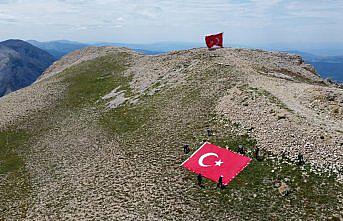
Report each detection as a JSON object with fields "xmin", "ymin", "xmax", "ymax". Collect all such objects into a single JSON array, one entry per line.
[
  {"xmin": 0, "ymin": 40, "xmax": 55, "ymax": 97},
  {"xmin": 285, "ymin": 50, "xmax": 343, "ymax": 82},
  {"xmin": 0, "ymin": 46, "xmax": 342, "ymax": 220}
]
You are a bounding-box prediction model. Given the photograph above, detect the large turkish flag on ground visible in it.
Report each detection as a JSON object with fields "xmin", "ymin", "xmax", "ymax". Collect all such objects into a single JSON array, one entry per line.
[
  {"xmin": 205, "ymin": 33, "xmax": 223, "ymax": 48},
  {"xmin": 182, "ymin": 142, "xmax": 251, "ymax": 185}
]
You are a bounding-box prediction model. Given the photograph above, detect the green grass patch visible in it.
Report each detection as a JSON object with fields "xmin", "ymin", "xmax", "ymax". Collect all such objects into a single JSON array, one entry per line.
[
  {"xmin": 59, "ymin": 53, "xmax": 132, "ymax": 109},
  {"xmin": 0, "ymin": 130, "xmax": 29, "ymax": 174},
  {"xmin": 100, "ymin": 102, "xmax": 156, "ymax": 135},
  {"xmin": 0, "ymin": 130, "xmax": 31, "ymax": 219}
]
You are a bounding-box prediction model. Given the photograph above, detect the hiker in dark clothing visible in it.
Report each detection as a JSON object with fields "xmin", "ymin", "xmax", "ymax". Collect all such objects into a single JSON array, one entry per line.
[
  {"xmin": 281, "ymin": 151, "xmax": 287, "ymax": 160},
  {"xmin": 254, "ymin": 146, "xmax": 262, "ymax": 161},
  {"xmin": 237, "ymin": 145, "xmax": 245, "ymax": 155},
  {"xmin": 197, "ymin": 174, "xmax": 203, "ymax": 187},
  {"xmin": 253, "ymin": 146, "xmax": 259, "ymax": 158},
  {"xmin": 297, "ymin": 153, "xmax": 305, "ymax": 165},
  {"xmin": 183, "ymin": 144, "xmax": 190, "ymax": 154},
  {"xmin": 217, "ymin": 176, "xmax": 224, "ymax": 189},
  {"xmin": 207, "ymin": 128, "xmax": 213, "ymax": 136}
]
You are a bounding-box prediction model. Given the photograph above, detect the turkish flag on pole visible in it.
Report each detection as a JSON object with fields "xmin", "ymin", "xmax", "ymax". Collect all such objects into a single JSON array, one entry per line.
[
  {"xmin": 205, "ymin": 33, "xmax": 223, "ymax": 49},
  {"xmin": 182, "ymin": 142, "xmax": 251, "ymax": 185}
]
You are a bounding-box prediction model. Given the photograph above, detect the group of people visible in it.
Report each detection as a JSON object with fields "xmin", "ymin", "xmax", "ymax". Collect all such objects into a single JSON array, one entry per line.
[
  {"xmin": 238, "ymin": 144, "xmax": 262, "ymax": 161},
  {"xmin": 182, "ymin": 127, "xmax": 267, "ymax": 189},
  {"xmin": 197, "ymin": 173, "xmax": 224, "ymax": 189},
  {"xmin": 183, "ymin": 127, "xmax": 307, "ymax": 189}
]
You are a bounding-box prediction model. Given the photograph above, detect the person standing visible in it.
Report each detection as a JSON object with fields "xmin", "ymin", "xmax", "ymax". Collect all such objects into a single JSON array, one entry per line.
[
  {"xmin": 297, "ymin": 153, "xmax": 305, "ymax": 165},
  {"xmin": 237, "ymin": 145, "xmax": 245, "ymax": 155},
  {"xmin": 183, "ymin": 144, "xmax": 190, "ymax": 154},
  {"xmin": 197, "ymin": 173, "xmax": 203, "ymax": 187},
  {"xmin": 254, "ymin": 146, "xmax": 261, "ymax": 160},
  {"xmin": 207, "ymin": 127, "xmax": 213, "ymax": 136},
  {"xmin": 217, "ymin": 175, "xmax": 224, "ymax": 189}
]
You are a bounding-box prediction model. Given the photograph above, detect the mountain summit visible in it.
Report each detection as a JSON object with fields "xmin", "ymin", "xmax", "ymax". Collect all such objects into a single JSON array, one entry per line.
[
  {"xmin": 0, "ymin": 46, "xmax": 342, "ymax": 220},
  {"xmin": 0, "ymin": 39, "xmax": 55, "ymax": 96}
]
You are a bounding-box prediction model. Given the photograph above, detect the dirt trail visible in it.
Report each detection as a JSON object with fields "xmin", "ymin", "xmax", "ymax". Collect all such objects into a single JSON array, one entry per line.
[{"xmin": 248, "ymin": 73, "xmax": 342, "ymax": 131}]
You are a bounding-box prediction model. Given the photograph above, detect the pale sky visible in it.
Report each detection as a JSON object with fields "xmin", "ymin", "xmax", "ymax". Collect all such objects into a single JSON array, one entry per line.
[{"xmin": 0, "ymin": 0, "xmax": 342, "ymax": 44}]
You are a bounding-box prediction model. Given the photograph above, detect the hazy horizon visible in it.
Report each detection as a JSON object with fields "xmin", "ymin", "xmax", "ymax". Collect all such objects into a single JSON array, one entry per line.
[{"xmin": 1, "ymin": 0, "xmax": 342, "ymax": 46}]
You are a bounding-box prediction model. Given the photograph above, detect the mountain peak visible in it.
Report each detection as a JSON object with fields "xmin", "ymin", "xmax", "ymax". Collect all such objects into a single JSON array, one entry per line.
[
  {"xmin": 1, "ymin": 39, "xmax": 34, "ymax": 47},
  {"xmin": 0, "ymin": 39, "xmax": 55, "ymax": 96}
]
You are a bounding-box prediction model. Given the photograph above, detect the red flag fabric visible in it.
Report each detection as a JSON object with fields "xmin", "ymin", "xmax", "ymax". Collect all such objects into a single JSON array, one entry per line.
[
  {"xmin": 182, "ymin": 142, "xmax": 251, "ymax": 185},
  {"xmin": 205, "ymin": 33, "xmax": 223, "ymax": 48}
]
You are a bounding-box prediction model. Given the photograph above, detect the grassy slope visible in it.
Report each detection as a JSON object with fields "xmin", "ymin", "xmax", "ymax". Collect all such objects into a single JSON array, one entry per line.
[
  {"xmin": 0, "ymin": 52, "xmax": 342, "ymax": 220},
  {"xmin": 0, "ymin": 131, "xmax": 31, "ymax": 219},
  {"xmin": 0, "ymin": 53, "xmax": 129, "ymax": 219}
]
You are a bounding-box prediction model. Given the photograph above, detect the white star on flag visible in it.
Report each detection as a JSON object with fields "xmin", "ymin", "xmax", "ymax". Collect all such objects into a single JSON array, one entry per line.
[{"xmin": 215, "ymin": 159, "xmax": 224, "ymax": 166}]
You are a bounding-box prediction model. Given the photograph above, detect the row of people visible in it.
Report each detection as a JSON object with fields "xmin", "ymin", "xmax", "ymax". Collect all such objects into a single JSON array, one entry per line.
[{"xmin": 197, "ymin": 173, "xmax": 224, "ymax": 189}]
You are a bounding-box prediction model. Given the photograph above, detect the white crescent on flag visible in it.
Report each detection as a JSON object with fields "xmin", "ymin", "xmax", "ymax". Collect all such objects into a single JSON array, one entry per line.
[{"xmin": 198, "ymin": 153, "xmax": 218, "ymax": 167}]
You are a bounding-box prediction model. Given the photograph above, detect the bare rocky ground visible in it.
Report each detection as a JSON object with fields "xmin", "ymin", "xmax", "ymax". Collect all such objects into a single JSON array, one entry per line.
[
  {"xmin": 0, "ymin": 47, "xmax": 342, "ymax": 220},
  {"xmin": 0, "ymin": 78, "xmax": 65, "ymax": 130}
]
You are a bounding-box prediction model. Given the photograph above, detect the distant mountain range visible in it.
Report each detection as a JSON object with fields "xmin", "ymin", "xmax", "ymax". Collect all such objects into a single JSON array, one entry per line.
[
  {"xmin": 27, "ymin": 40, "xmax": 88, "ymax": 59},
  {"xmin": 91, "ymin": 41, "xmax": 202, "ymax": 53},
  {"xmin": 28, "ymin": 40, "xmax": 169, "ymax": 58},
  {"xmin": 29, "ymin": 40, "xmax": 205, "ymax": 57},
  {"xmin": 0, "ymin": 39, "xmax": 55, "ymax": 97},
  {"xmin": 252, "ymin": 42, "xmax": 343, "ymax": 57}
]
